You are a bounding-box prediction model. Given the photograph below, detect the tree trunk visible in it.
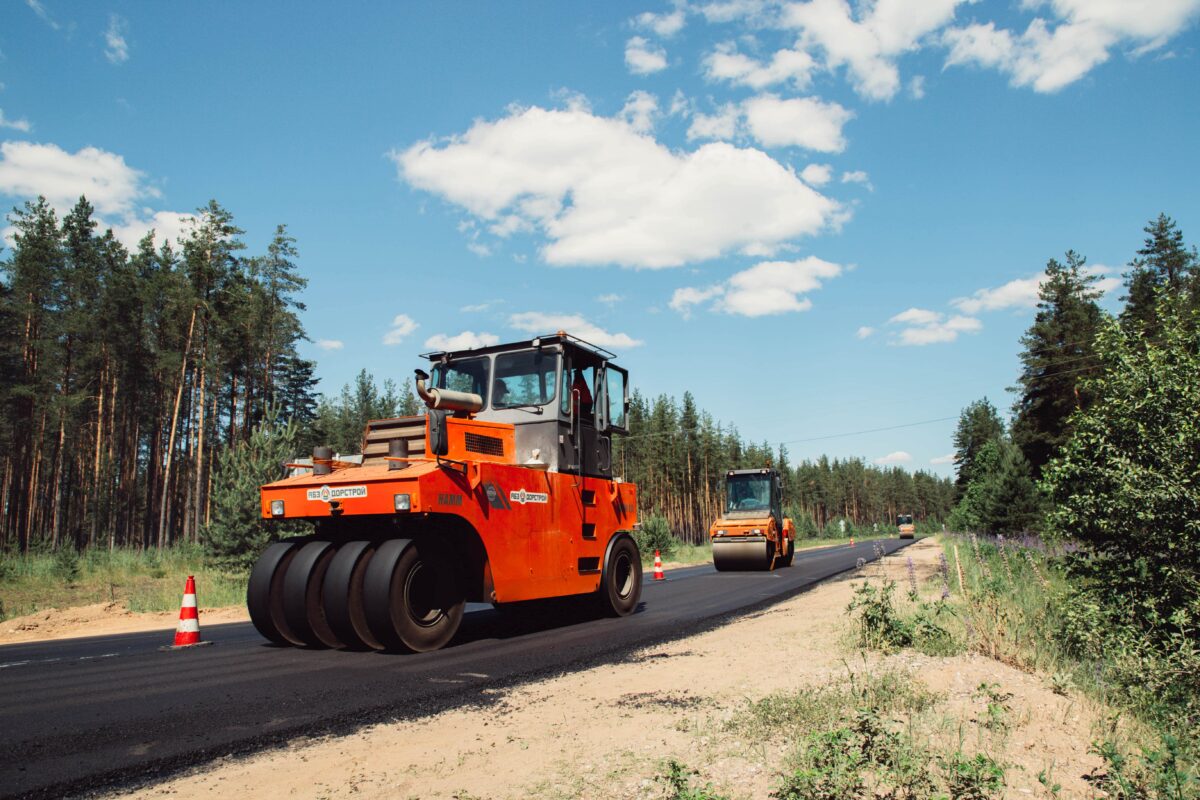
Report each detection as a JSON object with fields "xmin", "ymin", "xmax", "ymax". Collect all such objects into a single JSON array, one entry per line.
[{"xmin": 158, "ymin": 306, "xmax": 197, "ymax": 550}]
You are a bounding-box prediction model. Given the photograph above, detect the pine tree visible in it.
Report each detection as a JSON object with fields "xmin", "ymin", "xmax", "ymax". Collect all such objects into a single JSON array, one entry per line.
[
  {"xmin": 1010, "ymin": 251, "xmax": 1105, "ymax": 477},
  {"xmin": 1121, "ymin": 213, "xmax": 1198, "ymax": 338},
  {"xmin": 951, "ymin": 398, "xmax": 1005, "ymax": 495}
]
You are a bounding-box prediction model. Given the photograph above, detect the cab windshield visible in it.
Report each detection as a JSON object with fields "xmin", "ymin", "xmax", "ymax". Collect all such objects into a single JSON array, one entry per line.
[
  {"xmin": 432, "ymin": 357, "xmax": 491, "ymax": 402},
  {"xmin": 897, "ymin": 515, "xmax": 913, "ymax": 526},
  {"xmin": 725, "ymin": 474, "xmax": 772, "ymax": 515},
  {"xmin": 492, "ymin": 350, "xmax": 558, "ymax": 409}
]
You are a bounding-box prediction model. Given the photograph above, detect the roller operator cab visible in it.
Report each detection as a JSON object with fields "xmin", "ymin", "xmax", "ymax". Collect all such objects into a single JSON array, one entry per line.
[
  {"xmin": 708, "ymin": 468, "xmax": 796, "ymax": 571},
  {"xmin": 250, "ymin": 332, "xmax": 642, "ymax": 653},
  {"xmin": 897, "ymin": 514, "xmax": 915, "ymax": 539}
]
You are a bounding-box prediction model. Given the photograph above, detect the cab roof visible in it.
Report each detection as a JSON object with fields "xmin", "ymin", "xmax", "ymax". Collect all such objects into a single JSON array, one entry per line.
[{"xmin": 421, "ymin": 331, "xmax": 618, "ymax": 364}]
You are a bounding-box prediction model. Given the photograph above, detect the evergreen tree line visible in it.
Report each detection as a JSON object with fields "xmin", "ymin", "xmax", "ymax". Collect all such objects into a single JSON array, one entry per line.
[
  {"xmin": 0, "ymin": 196, "xmax": 318, "ymax": 553},
  {"xmin": 615, "ymin": 391, "xmax": 955, "ymax": 544},
  {"xmin": 947, "ymin": 212, "xmax": 1199, "ymax": 538}
]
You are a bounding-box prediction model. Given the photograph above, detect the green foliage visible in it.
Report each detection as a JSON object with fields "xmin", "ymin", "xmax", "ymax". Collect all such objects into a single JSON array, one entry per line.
[
  {"xmin": 948, "ymin": 439, "xmax": 1042, "ymax": 536},
  {"xmin": 51, "ymin": 545, "xmax": 81, "ymax": 583},
  {"xmin": 657, "ymin": 760, "xmax": 730, "ymax": 800},
  {"xmin": 1121, "ymin": 213, "xmax": 1199, "ymax": 339},
  {"xmin": 952, "ymin": 398, "xmax": 1005, "ymax": 493},
  {"xmin": 202, "ymin": 409, "xmax": 310, "ymax": 569},
  {"xmin": 636, "ymin": 514, "xmax": 678, "ymax": 559},
  {"xmin": 312, "ymin": 370, "xmax": 417, "ymax": 455},
  {"xmin": 938, "ymin": 751, "xmax": 1005, "ymax": 800},
  {"xmin": 1087, "ymin": 736, "xmax": 1199, "ymax": 800},
  {"xmin": 1010, "ymin": 250, "xmax": 1105, "ymax": 477},
  {"xmin": 847, "ymin": 579, "xmax": 959, "ymax": 655}
]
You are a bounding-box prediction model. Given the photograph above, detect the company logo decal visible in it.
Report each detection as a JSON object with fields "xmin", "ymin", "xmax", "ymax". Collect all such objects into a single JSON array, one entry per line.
[
  {"xmin": 509, "ymin": 489, "xmax": 549, "ymax": 505},
  {"xmin": 306, "ymin": 485, "xmax": 368, "ymax": 502},
  {"xmin": 438, "ymin": 493, "xmax": 463, "ymax": 506}
]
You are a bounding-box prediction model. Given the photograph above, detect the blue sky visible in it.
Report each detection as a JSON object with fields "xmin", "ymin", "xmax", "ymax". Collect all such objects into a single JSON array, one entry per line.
[{"xmin": 2, "ymin": 1, "xmax": 1198, "ymax": 477}]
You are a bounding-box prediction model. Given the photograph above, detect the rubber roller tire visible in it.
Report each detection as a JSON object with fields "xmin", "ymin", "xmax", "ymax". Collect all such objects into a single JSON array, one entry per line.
[
  {"xmin": 247, "ymin": 541, "xmax": 303, "ymax": 646},
  {"xmin": 322, "ymin": 540, "xmax": 384, "ymax": 650},
  {"xmin": 282, "ymin": 540, "xmax": 342, "ymax": 648},
  {"xmin": 778, "ymin": 537, "xmax": 795, "ymax": 568},
  {"xmin": 363, "ymin": 538, "xmax": 465, "ymax": 653},
  {"xmin": 597, "ymin": 534, "xmax": 642, "ymax": 617}
]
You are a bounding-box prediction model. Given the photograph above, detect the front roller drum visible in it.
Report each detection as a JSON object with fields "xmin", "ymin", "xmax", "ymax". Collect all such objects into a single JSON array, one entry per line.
[
  {"xmin": 247, "ymin": 541, "xmax": 304, "ymax": 645},
  {"xmin": 363, "ymin": 538, "xmax": 466, "ymax": 653},
  {"xmin": 712, "ymin": 538, "xmax": 776, "ymax": 571}
]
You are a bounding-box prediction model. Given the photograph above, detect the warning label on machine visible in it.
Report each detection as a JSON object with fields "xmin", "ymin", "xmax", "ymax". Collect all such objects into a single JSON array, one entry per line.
[{"xmin": 307, "ymin": 485, "xmax": 368, "ymax": 502}]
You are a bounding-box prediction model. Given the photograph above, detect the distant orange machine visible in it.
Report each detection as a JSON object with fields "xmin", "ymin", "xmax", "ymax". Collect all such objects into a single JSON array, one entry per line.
[
  {"xmin": 708, "ymin": 467, "xmax": 795, "ymax": 571},
  {"xmin": 252, "ymin": 332, "xmax": 642, "ymax": 653}
]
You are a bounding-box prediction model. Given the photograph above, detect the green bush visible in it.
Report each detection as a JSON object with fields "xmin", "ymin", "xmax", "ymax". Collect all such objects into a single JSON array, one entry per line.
[
  {"xmin": 635, "ymin": 514, "xmax": 677, "ymax": 559},
  {"xmin": 846, "ymin": 579, "xmax": 959, "ymax": 656}
]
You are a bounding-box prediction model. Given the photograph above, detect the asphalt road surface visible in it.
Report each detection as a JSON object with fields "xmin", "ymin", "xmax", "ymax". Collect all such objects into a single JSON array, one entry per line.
[{"xmin": 0, "ymin": 537, "xmax": 919, "ymax": 799}]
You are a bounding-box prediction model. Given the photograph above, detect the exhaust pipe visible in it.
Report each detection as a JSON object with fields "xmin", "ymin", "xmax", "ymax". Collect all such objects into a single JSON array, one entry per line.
[{"xmin": 414, "ymin": 369, "xmax": 484, "ymax": 413}]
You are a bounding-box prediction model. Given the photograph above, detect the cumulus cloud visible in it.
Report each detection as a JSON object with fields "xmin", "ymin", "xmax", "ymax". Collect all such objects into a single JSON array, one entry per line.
[
  {"xmin": 841, "ymin": 169, "xmax": 873, "ymax": 189},
  {"xmin": 671, "ymin": 256, "xmax": 843, "ymax": 317},
  {"xmin": 742, "ymin": 94, "xmax": 853, "ymax": 152},
  {"xmin": 930, "ymin": 453, "xmax": 956, "ymax": 465},
  {"xmin": 0, "ymin": 110, "xmax": 32, "ymax": 132},
  {"xmin": 783, "ymin": 0, "xmax": 969, "ymax": 100},
  {"xmin": 635, "ymin": 8, "xmax": 687, "ymax": 37},
  {"xmin": 874, "ymin": 451, "xmax": 913, "ymax": 465},
  {"xmin": 509, "ymin": 311, "xmax": 642, "ymax": 349},
  {"xmin": 697, "ymin": 0, "xmax": 772, "ymax": 24},
  {"xmin": 856, "ymin": 325, "xmax": 875, "ymax": 339},
  {"xmin": 801, "ymin": 163, "xmax": 833, "ymax": 186},
  {"xmin": 942, "ymin": 0, "xmax": 1200, "ymax": 92},
  {"xmin": 686, "ymin": 103, "xmax": 741, "ymax": 141},
  {"xmin": 104, "ymin": 14, "xmax": 130, "ymax": 64},
  {"xmin": 703, "ymin": 42, "xmax": 816, "ymax": 89},
  {"xmin": 952, "ymin": 265, "xmax": 1122, "ymax": 314},
  {"xmin": 382, "ymin": 314, "xmax": 419, "ymax": 345},
  {"xmin": 0, "ymin": 140, "xmax": 199, "ymax": 249},
  {"xmin": 316, "ymin": 339, "xmax": 345, "ymax": 351},
  {"xmin": 619, "ymin": 90, "xmax": 660, "ymax": 134},
  {"xmin": 424, "ymin": 331, "xmax": 500, "ymax": 351},
  {"xmin": 394, "ymin": 105, "xmax": 841, "ymax": 269},
  {"xmin": 888, "ymin": 307, "xmax": 982, "ymax": 345},
  {"xmin": 625, "ymin": 36, "xmax": 668, "ymax": 74}
]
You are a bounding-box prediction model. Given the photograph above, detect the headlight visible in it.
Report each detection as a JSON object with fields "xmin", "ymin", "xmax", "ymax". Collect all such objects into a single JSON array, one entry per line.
[
  {"xmin": 394, "ymin": 493, "xmax": 411, "ymax": 512},
  {"xmin": 752, "ymin": 529, "xmax": 762, "ymax": 535},
  {"xmin": 270, "ymin": 500, "xmax": 285, "ymax": 516},
  {"xmin": 714, "ymin": 530, "xmax": 726, "ymax": 537}
]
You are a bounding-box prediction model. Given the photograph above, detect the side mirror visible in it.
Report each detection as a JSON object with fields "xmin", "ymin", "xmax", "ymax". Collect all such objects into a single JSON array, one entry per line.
[{"xmin": 429, "ymin": 410, "xmax": 449, "ymax": 456}]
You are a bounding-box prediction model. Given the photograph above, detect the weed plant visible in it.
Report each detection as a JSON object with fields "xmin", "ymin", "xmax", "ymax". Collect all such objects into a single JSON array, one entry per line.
[{"xmin": 656, "ymin": 760, "xmax": 730, "ymax": 800}]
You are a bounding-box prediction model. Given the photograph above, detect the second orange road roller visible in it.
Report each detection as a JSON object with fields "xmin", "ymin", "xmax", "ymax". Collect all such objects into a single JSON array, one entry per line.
[{"xmin": 708, "ymin": 467, "xmax": 795, "ymax": 571}]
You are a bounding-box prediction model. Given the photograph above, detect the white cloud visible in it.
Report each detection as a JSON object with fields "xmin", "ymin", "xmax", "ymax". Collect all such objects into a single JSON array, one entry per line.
[
  {"xmin": 951, "ymin": 275, "xmax": 1042, "ymax": 314},
  {"xmin": 619, "ymin": 90, "xmax": 659, "ymax": 134},
  {"xmin": 597, "ymin": 293, "xmax": 623, "ymax": 306},
  {"xmin": 635, "ymin": 8, "xmax": 687, "ymax": 37},
  {"xmin": 930, "ymin": 453, "xmax": 956, "ymax": 465},
  {"xmin": 672, "ymin": 256, "xmax": 843, "ymax": 317},
  {"xmin": 108, "ymin": 209, "xmax": 193, "ymax": 249},
  {"xmin": 0, "ymin": 140, "xmax": 156, "ymax": 217},
  {"xmin": 0, "ymin": 110, "xmax": 32, "ymax": 132},
  {"xmin": 888, "ymin": 307, "xmax": 982, "ymax": 345},
  {"xmin": 783, "ymin": 0, "xmax": 968, "ymax": 100},
  {"xmin": 703, "ymin": 42, "xmax": 816, "ymax": 89},
  {"xmin": 697, "ymin": 0, "xmax": 771, "ymax": 24},
  {"xmin": 909, "ymin": 75, "xmax": 926, "ymax": 98},
  {"xmin": 104, "ymin": 14, "xmax": 130, "ymax": 64},
  {"xmin": 669, "ymin": 284, "xmax": 725, "ymax": 318},
  {"xmin": 460, "ymin": 301, "xmax": 498, "ymax": 312},
  {"xmin": 742, "ymin": 94, "xmax": 853, "ymax": 152},
  {"xmin": 856, "ymin": 325, "xmax": 875, "ymax": 339},
  {"xmin": 394, "ymin": 104, "xmax": 841, "ymax": 269},
  {"xmin": 383, "ymin": 314, "xmax": 419, "ymax": 345},
  {"xmin": 424, "ymin": 331, "xmax": 500, "ymax": 351},
  {"xmin": 509, "ymin": 311, "xmax": 642, "ymax": 349},
  {"xmin": 841, "ymin": 169, "xmax": 872, "ymax": 189},
  {"xmin": 942, "ymin": 0, "xmax": 1200, "ymax": 92},
  {"xmin": 316, "ymin": 339, "xmax": 345, "ymax": 351},
  {"xmin": 26, "ymin": 0, "xmax": 60, "ymax": 30},
  {"xmin": 1085, "ymin": 264, "xmax": 1122, "ymax": 296},
  {"xmin": 686, "ymin": 103, "xmax": 740, "ymax": 141},
  {"xmin": 801, "ymin": 163, "xmax": 833, "ymax": 186},
  {"xmin": 874, "ymin": 450, "xmax": 913, "ymax": 465},
  {"xmin": 625, "ymin": 36, "xmax": 668, "ymax": 74}
]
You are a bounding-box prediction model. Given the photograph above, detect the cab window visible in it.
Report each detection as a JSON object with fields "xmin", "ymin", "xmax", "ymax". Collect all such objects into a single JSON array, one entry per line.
[
  {"xmin": 492, "ymin": 350, "xmax": 558, "ymax": 409},
  {"xmin": 433, "ymin": 357, "xmax": 490, "ymax": 403}
]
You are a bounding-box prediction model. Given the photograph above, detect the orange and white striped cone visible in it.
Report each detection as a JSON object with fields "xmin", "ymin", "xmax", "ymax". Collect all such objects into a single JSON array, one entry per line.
[
  {"xmin": 653, "ymin": 550, "xmax": 665, "ymax": 581},
  {"xmin": 164, "ymin": 575, "xmax": 212, "ymax": 650},
  {"xmin": 849, "ymin": 536, "xmax": 855, "ymax": 548}
]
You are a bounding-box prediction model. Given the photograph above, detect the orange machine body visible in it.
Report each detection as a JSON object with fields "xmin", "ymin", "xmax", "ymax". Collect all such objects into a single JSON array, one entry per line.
[
  {"xmin": 707, "ymin": 513, "xmax": 794, "ymax": 550},
  {"xmin": 261, "ymin": 415, "xmax": 638, "ymax": 603}
]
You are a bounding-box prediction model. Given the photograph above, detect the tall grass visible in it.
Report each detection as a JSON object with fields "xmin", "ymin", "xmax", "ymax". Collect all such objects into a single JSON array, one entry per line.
[{"xmin": 0, "ymin": 544, "xmax": 247, "ymax": 620}]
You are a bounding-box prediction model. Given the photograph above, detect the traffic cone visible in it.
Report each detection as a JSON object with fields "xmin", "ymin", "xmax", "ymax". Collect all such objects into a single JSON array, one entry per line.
[
  {"xmin": 849, "ymin": 536, "xmax": 855, "ymax": 548},
  {"xmin": 164, "ymin": 575, "xmax": 212, "ymax": 650},
  {"xmin": 653, "ymin": 550, "xmax": 665, "ymax": 581}
]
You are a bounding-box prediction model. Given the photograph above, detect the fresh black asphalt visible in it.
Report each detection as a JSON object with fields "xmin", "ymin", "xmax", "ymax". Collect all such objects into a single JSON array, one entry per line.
[{"xmin": 0, "ymin": 537, "xmax": 918, "ymax": 799}]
